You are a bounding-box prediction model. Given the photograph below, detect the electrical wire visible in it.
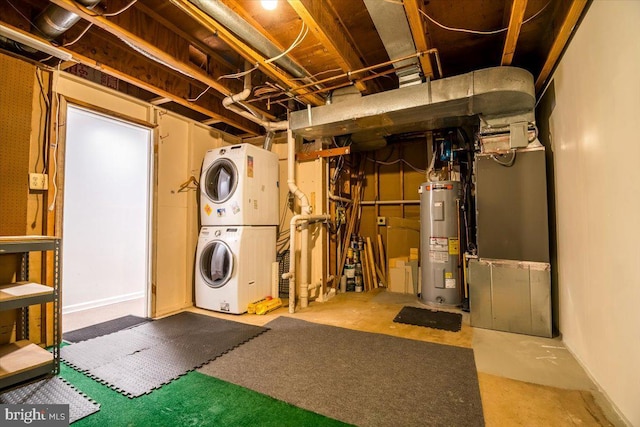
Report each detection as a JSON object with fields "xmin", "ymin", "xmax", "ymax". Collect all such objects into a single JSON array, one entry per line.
[
  {"xmin": 120, "ymin": 37, "xmax": 195, "ymax": 79},
  {"xmin": 102, "ymin": 0, "xmax": 138, "ymax": 17},
  {"xmin": 366, "ymin": 156, "xmax": 426, "ymax": 174},
  {"xmin": 291, "ymin": 68, "xmax": 343, "ymax": 82},
  {"xmin": 187, "ymin": 86, "xmax": 211, "ymax": 102},
  {"xmin": 5, "ymin": 0, "xmax": 51, "ymax": 40},
  {"xmin": 490, "ymin": 150, "xmax": 517, "ymax": 167},
  {"xmin": 217, "ymin": 21, "xmax": 308, "ymax": 81},
  {"xmin": 48, "ymin": 92, "xmax": 61, "ymax": 212},
  {"xmin": 415, "ymin": 0, "xmax": 552, "ymax": 36},
  {"xmin": 264, "ymin": 22, "xmax": 308, "ymax": 65},
  {"xmin": 63, "ymin": 23, "xmax": 93, "ymax": 47},
  {"xmin": 35, "ymin": 68, "xmax": 50, "ymax": 172},
  {"xmin": 217, "ymin": 64, "xmax": 259, "ymax": 80}
]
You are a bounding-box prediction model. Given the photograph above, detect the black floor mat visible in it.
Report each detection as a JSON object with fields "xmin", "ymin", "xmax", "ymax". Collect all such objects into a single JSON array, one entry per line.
[
  {"xmin": 0, "ymin": 376, "xmax": 100, "ymax": 423},
  {"xmin": 61, "ymin": 312, "xmax": 268, "ymax": 397},
  {"xmin": 393, "ymin": 306, "xmax": 462, "ymax": 332},
  {"xmin": 63, "ymin": 315, "xmax": 151, "ymax": 343}
]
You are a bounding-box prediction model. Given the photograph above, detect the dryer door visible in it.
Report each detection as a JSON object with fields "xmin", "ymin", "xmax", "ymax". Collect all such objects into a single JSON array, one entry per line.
[
  {"xmin": 200, "ymin": 240, "xmax": 234, "ymax": 288},
  {"xmin": 204, "ymin": 158, "xmax": 238, "ymax": 203}
]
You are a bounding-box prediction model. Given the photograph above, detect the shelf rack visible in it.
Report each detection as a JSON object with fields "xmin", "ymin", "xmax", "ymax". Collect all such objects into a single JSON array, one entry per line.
[{"xmin": 0, "ymin": 235, "xmax": 60, "ymax": 389}]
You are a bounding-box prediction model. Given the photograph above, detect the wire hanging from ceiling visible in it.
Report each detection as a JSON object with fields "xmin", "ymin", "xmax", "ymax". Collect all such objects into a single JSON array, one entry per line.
[
  {"xmin": 382, "ymin": 0, "xmax": 551, "ymax": 36},
  {"xmin": 217, "ymin": 21, "xmax": 308, "ymax": 80},
  {"xmin": 419, "ymin": 0, "xmax": 551, "ymax": 35}
]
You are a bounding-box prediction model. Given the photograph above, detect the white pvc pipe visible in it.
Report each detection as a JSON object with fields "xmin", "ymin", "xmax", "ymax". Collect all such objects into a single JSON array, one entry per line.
[
  {"xmin": 300, "ymin": 222, "xmax": 309, "ymax": 308},
  {"xmin": 283, "ymin": 213, "xmax": 330, "ymax": 313},
  {"xmin": 221, "ymin": 62, "xmax": 288, "ymax": 133},
  {"xmin": 287, "ymin": 129, "xmax": 311, "ymax": 214},
  {"xmin": 271, "ymin": 261, "xmax": 279, "ymax": 298},
  {"xmin": 328, "ymin": 191, "xmax": 352, "ymax": 204}
]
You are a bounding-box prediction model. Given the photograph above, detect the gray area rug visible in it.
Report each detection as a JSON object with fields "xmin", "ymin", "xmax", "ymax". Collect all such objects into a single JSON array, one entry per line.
[
  {"xmin": 0, "ymin": 376, "xmax": 100, "ymax": 423},
  {"xmin": 199, "ymin": 316, "xmax": 484, "ymax": 427},
  {"xmin": 61, "ymin": 312, "xmax": 267, "ymax": 398}
]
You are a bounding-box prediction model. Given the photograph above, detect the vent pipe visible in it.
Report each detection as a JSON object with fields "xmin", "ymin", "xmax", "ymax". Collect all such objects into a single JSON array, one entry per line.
[
  {"xmin": 34, "ymin": 0, "xmax": 102, "ymax": 41},
  {"xmin": 363, "ymin": 0, "xmax": 422, "ymax": 87},
  {"xmin": 187, "ymin": 0, "xmax": 308, "ymax": 80}
]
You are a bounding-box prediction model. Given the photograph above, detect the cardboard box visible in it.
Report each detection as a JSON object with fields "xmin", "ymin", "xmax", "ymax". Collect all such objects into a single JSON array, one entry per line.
[{"xmin": 385, "ymin": 217, "xmax": 420, "ymax": 281}]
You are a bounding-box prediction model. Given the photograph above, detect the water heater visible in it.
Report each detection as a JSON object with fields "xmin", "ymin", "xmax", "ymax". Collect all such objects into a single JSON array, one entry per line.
[{"xmin": 420, "ymin": 180, "xmax": 461, "ymax": 306}]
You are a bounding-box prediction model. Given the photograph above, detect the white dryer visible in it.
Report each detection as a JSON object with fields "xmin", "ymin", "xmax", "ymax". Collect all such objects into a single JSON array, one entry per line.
[
  {"xmin": 200, "ymin": 143, "xmax": 279, "ymax": 226},
  {"xmin": 195, "ymin": 225, "xmax": 275, "ymax": 314}
]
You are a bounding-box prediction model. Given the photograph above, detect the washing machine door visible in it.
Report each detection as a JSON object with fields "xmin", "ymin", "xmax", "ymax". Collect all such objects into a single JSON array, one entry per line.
[
  {"xmin": 200, "ymin": 240, "xmax": 234, "ymax": 288},
  {"xmin": 204, "ymin": 158, "xmax": 238, "ymax": 203}
]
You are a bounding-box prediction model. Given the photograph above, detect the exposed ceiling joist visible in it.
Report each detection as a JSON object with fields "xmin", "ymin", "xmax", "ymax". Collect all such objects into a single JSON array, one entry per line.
[
  {"xmin": 62, "ymin": 48, "xmax": 261, "ymax": 134},
  {"xmin": 134, "ymin": 1, "xmax": 237, "ymax": 72},
  {"xmin": 169, "ymin": 0, "xmax": 325, "ymax": 106},
  {"xmin": 150, "ymin": 97, "xmax": 172, "ymax": 105},
  {"xmin": 501, "ymin": 0, "xmax": 528, "ymax": 65},
  {"xmin": 535, "ymin": 0, "xmax": 589, "ymax": 93},
  {"xmin": 403, "ymin": 0, "xmax": 435, "ymax": 79},
  {"xmin": 220, "ymin": 0, "xmax": 285, "ymax": 51},
  {"xmin": 49, "ymin": 0, "xmax": 234, "ymax": 96},
  {"xmin": 287, "ymin": 0, "xmax": 377, "ymax": 94}
]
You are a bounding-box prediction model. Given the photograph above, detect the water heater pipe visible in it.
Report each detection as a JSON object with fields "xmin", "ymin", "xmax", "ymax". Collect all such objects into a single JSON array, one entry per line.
[
  {"xmin": 283, "ymin": 214, "xmax": 329, "ymax": 313},
  {"xmin": 221, "ymin": 63, "xmax": 288, "ymax": 133},
  {"xmin": 286, "ymin": 129, "xmax": 311, "ymax": 214}
]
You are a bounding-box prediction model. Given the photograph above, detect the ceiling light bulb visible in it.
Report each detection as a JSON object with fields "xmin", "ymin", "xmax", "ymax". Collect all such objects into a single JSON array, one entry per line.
[{"xmin": 261, "ymin": 0, "xmax": 277, "ymax": 11}]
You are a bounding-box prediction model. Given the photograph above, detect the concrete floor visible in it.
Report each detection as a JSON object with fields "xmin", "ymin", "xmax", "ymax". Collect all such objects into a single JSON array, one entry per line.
[
  {"xmin": 68, "ymin": 290, "xmax": 625, "ymax": 426},
  {"xmin": 188, "ymin": 290, "xmax": 624, "ymax": 427},
  {"xmin": 62, "ymin": 297, "xmax": 146, "ymax": 333}
]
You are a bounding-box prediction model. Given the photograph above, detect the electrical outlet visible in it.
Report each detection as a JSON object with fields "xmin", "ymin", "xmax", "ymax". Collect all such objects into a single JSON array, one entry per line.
[
  {"xmin": 29, "ymin": 173, "xmax": 48, "ymax": 190},
  {"xmin": 377, "ymin": 216, "xmax": 386, "ymax": 226}
]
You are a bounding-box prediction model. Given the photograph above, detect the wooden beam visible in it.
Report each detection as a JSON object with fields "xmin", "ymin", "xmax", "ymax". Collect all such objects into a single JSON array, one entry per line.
[
  {"xmin": 49, "ymin": 0, "xmax": 242, "ymax": 97},
  {"xmin": 501, "ymin": 0, "xmax": 528, "ymax": 65},
  {"xmin": 133, "ymin": 1, "xmax": 238, "ymax": 73},
  {"xmin": 150, "ymin": 97, "xmax": 172, "ymax": 105},
  {"xmin": 62, "ymin": 47, "xmax": 261, "ymax": 135},
  {"xmin": 403, "ymin": 0, "xmax": 435, "ymax": 79},
  {"xmin": 535, "ymin": 0, "xmax": 589, "ymax": 92},
  {"xmin": 287, "ymin": 0, "xmax": 378, "ymax": 93},
  {"xmin": 296, "ymin": 146, "xmax": 351, "ymax": 162},
  {"xmin": 169, "ymin": 0, "xmax": 324, "ymax": 106},
  {"xmin": 202, "ymin": 118, "xmax": 222, "ymax": 125}
]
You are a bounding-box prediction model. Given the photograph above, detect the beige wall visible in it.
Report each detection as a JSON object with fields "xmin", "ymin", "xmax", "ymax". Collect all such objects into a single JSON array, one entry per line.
[
  {"xmin": 272, "ymin": 140, "xmax": 327, "ymax": 301},
  {"xmin": 547, "ymin": 2, "xmax": 640, "ymax": 424}
]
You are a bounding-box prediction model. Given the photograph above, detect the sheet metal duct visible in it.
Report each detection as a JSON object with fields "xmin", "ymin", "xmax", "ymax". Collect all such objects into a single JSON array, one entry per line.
[
  {"xmin": 34, "ymin": 0, "xmax": 102, "ymax": 40},
  {"xmin": 187, "ymin": 0, "xmax": 308, "ymax": 79},
  {"xmin": 363, "ymin": 0, "xmax": 422, "ymax": 87},
  {"xmin": 290, "ymin": 67, "xmax": 535, "ymax": 141}
]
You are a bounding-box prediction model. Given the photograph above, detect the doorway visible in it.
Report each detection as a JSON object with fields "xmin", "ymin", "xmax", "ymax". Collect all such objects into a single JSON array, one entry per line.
[{"xmin": 61, "ymin": 105, "xmax": 152, "ymax": 332}]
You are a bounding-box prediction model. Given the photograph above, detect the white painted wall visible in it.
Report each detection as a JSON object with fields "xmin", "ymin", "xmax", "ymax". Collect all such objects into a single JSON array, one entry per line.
[{"xmin": 548, "ymin": 2, "xmax": 640, "ymax": 424}]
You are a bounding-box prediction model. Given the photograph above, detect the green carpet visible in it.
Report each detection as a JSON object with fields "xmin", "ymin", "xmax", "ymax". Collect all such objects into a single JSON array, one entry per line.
[{"xmin": 60, "ymin": 364, "xmax": 349, "ymax": 427}]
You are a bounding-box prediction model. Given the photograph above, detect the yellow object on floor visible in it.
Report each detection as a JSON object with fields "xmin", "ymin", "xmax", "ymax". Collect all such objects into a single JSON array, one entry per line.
[
  {"xmin": 255, "ymin": 298, "xmax": 282, "ymax": 315},
  {"xmin": 247, "ymin": 298, "xmax": 270, "ymax": 314}
]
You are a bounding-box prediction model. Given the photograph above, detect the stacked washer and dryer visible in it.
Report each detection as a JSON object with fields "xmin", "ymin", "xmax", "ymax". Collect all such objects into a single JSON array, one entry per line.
[{"xmin": 195, "ymin": 144, "xmax": 279, "ymax": 314}]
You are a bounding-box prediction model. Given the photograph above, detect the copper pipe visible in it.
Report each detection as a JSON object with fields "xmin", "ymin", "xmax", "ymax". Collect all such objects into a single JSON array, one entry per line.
[
  {"xmin": 293, "ymin": 50, "xmax": 435, "ymax": 92},
  {"xmin": 247, "ymin": 64, "xmax": 414, "ymax": 105}
]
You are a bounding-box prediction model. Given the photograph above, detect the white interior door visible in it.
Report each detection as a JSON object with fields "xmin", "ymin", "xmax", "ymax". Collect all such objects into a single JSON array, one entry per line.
[{"xmin": 62, "ymin": 105, "xmax": 152, "ymax": 316}]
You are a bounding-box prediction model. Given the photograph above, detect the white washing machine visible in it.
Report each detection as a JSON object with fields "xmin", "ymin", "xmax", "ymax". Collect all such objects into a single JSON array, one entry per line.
[
  {"xmin": 195, "ymin": 225, "xmax": 276, "ymax": 314},
  {"xmin": 200, "ymin": 143, "xmax": 279, "ymax": 226}
]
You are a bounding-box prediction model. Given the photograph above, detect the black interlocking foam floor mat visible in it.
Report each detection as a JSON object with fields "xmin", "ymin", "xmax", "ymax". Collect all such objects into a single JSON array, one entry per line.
[{"xmin": 61, "ymin": 312, "xmax": 268, "ymax": 397}]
